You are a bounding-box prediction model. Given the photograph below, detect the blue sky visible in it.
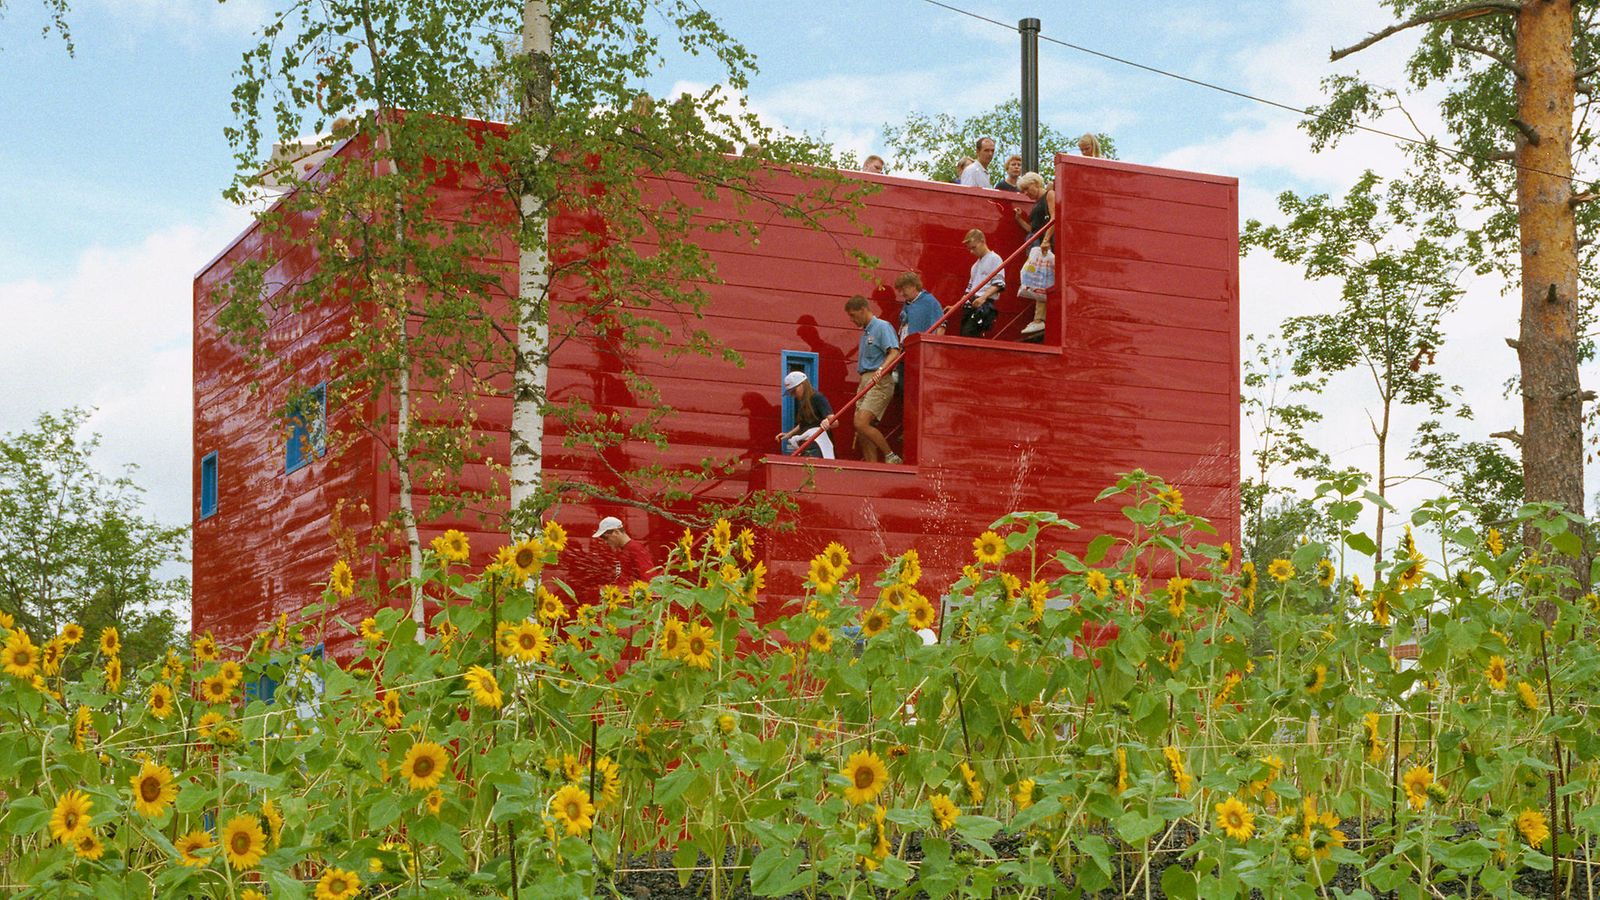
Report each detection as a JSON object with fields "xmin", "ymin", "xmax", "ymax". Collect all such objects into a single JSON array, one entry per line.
[{"xmin": 0, "ymin": 0, "xmax": 1549, "ymax": 549}]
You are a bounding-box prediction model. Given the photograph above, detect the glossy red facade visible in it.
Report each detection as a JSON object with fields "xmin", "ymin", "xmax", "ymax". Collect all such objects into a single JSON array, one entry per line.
[{"xmin": 193, "ymin": 149, "xmax": 1239, "ymax": 652}]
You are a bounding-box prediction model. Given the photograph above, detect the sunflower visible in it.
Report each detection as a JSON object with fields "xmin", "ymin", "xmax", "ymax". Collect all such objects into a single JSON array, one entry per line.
[
  {"xmin": 807, "ymin": 556, "xmax": 839, "ymax": 591},
  {"xmin": 436, "ymin": 620, "xmax": 458, "ymax": 648},
  {"xmin": 1219, "ymin": 541, "xmax": 1234, "ymax": 569},
  {"xmin": 261, "ymin": 797, "xmax": 283, "ymax": 847},
  {"xmin": 1402, "ymin": 765, "xmax": 1433, "ymax": 810},
  {"xmin": 808, "ymin": 626, "xmax": 833, "ymax": 653},
  {"xmin": 879, "ymin": 583, "xmax": 910, "ymax": 611},
  {"xmin": 2, "ymin": 629, "xmax": 39, "ymax": 679},
  {"xmin": 1371, "ymin": 588, "xmax": 1391, "ymax": 628},
  {"xmin": 1157, "ymin": 485, "xmax": 1184, "ymax": 514},
  {"xmin": 1214, "ymin": 795, "xmax": 1254, "ymax": 841},
  {"xmin": 314, "ymin": 866, "xmax": 361, "ymax": 900},
  {"xmin": 359, "ymin": 617, "xmax": 384, "ymax": 645},
  {"xmin": 508, "ymin": 620, "xmax": 552, "ymax": 663},
  {"xmin": 659, "ymin": 617, "xmax": 685, "ymax": 658},
  {"xmin": 1517, "ymin": 680, "xmax": 1540, "ymax": 711},
  {"xmin": 1307, "ymin": 559, "xmax": 1333, "ymax": 589},
  {"xmin": 535, "ymin": 586, "xmax": 567, "ymax": 624},
  {"xmin": 863, "ymin": 804, "xmax": 890, "ymax": 865},
  {"xmin": 840, "ymin": 749, "xmax": 889, "ymax": 805},
  {"xmin": 102, "ymin": 656, "xmax": 121, "ymax": 692},
  {"xmin": 930, "ymin": 792, "xmax": 959, "ymax": 830},
  {"xmin": 860, "ymin": 605, "xmax": 891, "ymax": 638},
  {"xmin": 709, "ymin": 518, "xmax": 732, "ymax": 557},
  {"xmin": 509, "ymin": 538, "xmax": 544, "ymax": 580},
  {"xmin": 1516, "ymin": 808, "xmax": 1550, "ymax": 847},
  {"xmin": 594, "ymin": 756, "xmax": 622, "ymax": 809},
  {"xmin": 1163, "ymin": 746, "xmax": 1194, "ymax": 794},
  {"xmin": 213, "ymin": 723, "xmax": 241, "ymax": 746},
  {"xmin": 958, "ymin": 761, "xmax": 985, "ymax": 805},
  {"xmin": 98, "ymin": 626, "xmax": 120, "ymax": 658},
  {"xmin": 49, "ymin": 789, "xmax": 93, "ymax": 844},
  {"xmin": 174, "ymin": 829, "xmax": 213, "ymax": 867},
  {"xmin": 200, "ymin": 674, "xmax": 234, "ymax": 705},
  {"xmin": 1397, "ymin": 554, "xmax": 1425, "ymax": 590},
  {"xmin": 218, "ymin": 660, "xmax": 243, "ymax": 685},
  {"xmin": 329, "ymin": 559, "xmax": 355, "ymax": 597},
  {"xmin": 1024, "ymin": 580, "xmax": 1049, "ymax": 624},
  {"xmin": 1237, "ymin": 561, "xmax": 1258, "ymax": 607},
  {"xmin": 129, "ymin": 760, "xmax": 177, "ymax": 817},
  {"xmin": 1486, "ymin": 655, "xmax": 1508, "ymax": 691},
  {"xmin": 1362, "ymin": 712, "xmax": 1384, "ymax": 764},
  {"xmin": 1115, "ymin": 748, "xmax": 1130, "ymax": 795},
  {"xmin": 1085, "ymin": 569, "xmax": 1111, "ymax": 599},
  {"xmin": 425, "ymin": 788, "xmax": 445, "ymax": 815},
  {"xmin": 1163, "ymin": 639, "xmax": 1186, "ymax": 671},
  {"xmin": 72, "ymin": 705, "xmax": 93, "ymax": 750},
  {"xmin": 192, "ymin": 632, "xmax": 218, "ymax": 662},
  {"xmin": 73, "ymin": 829, "xmax": 104, "ymax": 860},
  {"xmin": 551, "ymin": 784, "xmax": 596, "ymax": 836},
  {"xmin": 736, "ymin": 527, "xmax": 756, "ymax": 563},
  {"xmin": 1486, "ymin": 527, "xmax": 1505, "ymax": 556},
  {"xmin": 160, "ymin": 649, "xmax": 185, "ymax": 683},
  {"xmin": 972, "ymin": 531, "xmax": 1006, "ymax": 565},
  {"xmin": 463, "ymin": 665, "xmax": 503, "ymax": 709},
  {"xmin": 1013, "ymin": 778, "xmax": 1036, "ymax": 810},
  {"xmin": 146, "ymin": 683, "xmax": 175, "ymax": 720},
  {"xmin": 431, "ymin": 528, "xmax": 471, "ymax": 563},
  {"xmin": 1267, "ymin": 559, "xmax": 1294, "ymax": 582},
  {"xmin": 819, "ymin": 541, "xmax": 850, "ymax": 573},
  {"xmin": 542, "ymin": 520, "xmax": 568, "ymax": 554},
  {"xmin": 54, "ymin": 622, "xmax": 82, "ymax": 646},
  {"xmin": 222, "ymin": 815, "xmax": 266, "ymax": 870},
  {"xmin": 1166, "ymin": 576, "xmax": 1191, "ymax": 618},
  {"xmin": 0, "ymin": 610, "xmax": 10, "ymax": 631},
  {"xmin": 400, "ymin": 740, "xmax": 450, "ymax": 791},
  {"xmin": 1304, "ymin": 664, "xmax": 1327, "ymax": 694},
  {"xmin": 197, "ymin": 710, "xmax": 225, "ymax": 739},
  {"xmin": 681, "ymin": 622, "xmax": 718, "ymax": 670},
  {"xmin": 907, "ymin": 596, "xmax": 937, "ymax": 631}
]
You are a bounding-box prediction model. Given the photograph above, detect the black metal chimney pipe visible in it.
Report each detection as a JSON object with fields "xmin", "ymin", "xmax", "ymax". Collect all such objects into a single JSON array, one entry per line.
[{"xmin": 1020, "ymin": 17, "xmax": 1041, "ymax": 174}]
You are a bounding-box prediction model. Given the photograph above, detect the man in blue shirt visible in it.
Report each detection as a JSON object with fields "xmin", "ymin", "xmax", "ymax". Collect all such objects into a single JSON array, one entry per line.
[
  {"xmin": 894, "ymin": 271, "xmax": 943, "ymax": 338},
  {"xmin": 844, "ymin": 295, "xmax": 903, "ymax": 464}
]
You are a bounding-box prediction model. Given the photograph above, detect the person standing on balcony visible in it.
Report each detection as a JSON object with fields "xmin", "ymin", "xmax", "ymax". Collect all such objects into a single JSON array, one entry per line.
[
  {"xmin": 957, "ymin": 137, "xmax": 996, "ymax": 188},
  {"xmin": 594, "ymin": 517, "xmax": 657, "ymax": 584},
  {"xmin": 862, "ymin": 155, "xmax": 886, "ymax": 174},
  {"xmin": 776, "ymin": 371, "xmax": 835, "ymax": 459},
  {"xmin": 1078, "ymin": 133, "xmax": 1102, "ymax": 158},
  {"xmin": 844, "ymin": 296, "xmax": 903, "ymax": 464},
  {"xmin": 1013, "ymin": 172, "xmax": 1056, "ymax": 338},
  {"xmin": 894, "ymin": 271, "xmax": 943, "ymax": 396},
  {"xmin": 960, "ymin": 230, "xmax": 1005, "ymax": 338},
  {"xmin": 995, "ymin": 154, "xmax": 1023, "ymax": 192}
]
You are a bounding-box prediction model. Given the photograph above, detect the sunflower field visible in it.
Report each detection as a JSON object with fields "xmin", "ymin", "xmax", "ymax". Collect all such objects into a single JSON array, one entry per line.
[{"xmin": 3, "ymin": 471, "xmax": 1600, "ymax": 898}]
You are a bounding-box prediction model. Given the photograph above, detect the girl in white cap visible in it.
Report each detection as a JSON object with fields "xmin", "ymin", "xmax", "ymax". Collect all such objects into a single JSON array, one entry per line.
[{"xmin": 775, "ymin": 371, "xmax": 835, "ymax": 459}]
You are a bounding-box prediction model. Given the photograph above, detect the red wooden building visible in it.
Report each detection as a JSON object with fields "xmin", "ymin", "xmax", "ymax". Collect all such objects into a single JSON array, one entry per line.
[{"xmin": 192, "ymin": 146, "xmax": 1239, "ymax": 652}]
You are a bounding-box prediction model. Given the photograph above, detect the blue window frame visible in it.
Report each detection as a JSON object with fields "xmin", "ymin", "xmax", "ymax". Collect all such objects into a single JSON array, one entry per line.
[
  {"xmin": 780, "ymin": 351, "xmax": 820, "ymax": 440},
  {"xmin": 284, "ymin": 382, "xmax": 327, "ymax": 474},
  {"xmin": 199, "ymin": 451, "xmax": 218, "ymax": 519},
  {"xmin": 247, "ymin": 642, "xmax": 326, "ymax": 705}
]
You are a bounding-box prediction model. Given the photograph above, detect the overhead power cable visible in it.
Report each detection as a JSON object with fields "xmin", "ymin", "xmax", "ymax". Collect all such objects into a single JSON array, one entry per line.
[{"xmin": 917, "ymin": 0, "xmax": 1589, "ymax": 189}]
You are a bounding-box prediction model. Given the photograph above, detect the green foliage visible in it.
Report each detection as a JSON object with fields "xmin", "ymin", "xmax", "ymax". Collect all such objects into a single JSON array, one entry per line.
[
  {"xmin": 0, "ymin": 0, "xmax": 73, "ymax": 54},
  {"xmin": 4, "ymin": 475, "xmax": 1596, "ymax": 896},
  {"xmin": 881, "ymin": 97, "xmax": 1116, "ymax": 182},
  {"xmin": 1241, "ymin": 334, "xmax": 1332, "ymax": 569},
  {"xmin": 1411, "ymin": 420, "xmax": 1524, "ymax": 528},
  {"xmin": 0, "ymin": 408, "xmax": 186, "ymax": 675}
]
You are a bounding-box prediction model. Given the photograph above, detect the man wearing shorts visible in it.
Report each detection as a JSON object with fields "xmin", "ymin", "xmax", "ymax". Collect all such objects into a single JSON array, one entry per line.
[{"xmin": 844, "ymin": 295, "xmax": 902, "ymax": 464}]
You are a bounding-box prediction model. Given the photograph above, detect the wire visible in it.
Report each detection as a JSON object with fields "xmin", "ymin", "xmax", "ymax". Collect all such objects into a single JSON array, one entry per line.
[{"xmin": 915, "ymin": 0, "xmax": 1589, "ymax": 189}]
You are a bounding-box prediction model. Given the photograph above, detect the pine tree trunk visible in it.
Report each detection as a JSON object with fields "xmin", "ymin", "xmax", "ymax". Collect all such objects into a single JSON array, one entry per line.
[
  {"xmin": 510, "ymin": 0, "xmax": 553, "ymax": 532},
  {"xmin": 1514, "ymin": 1, "xmax": 1584, "ymax": 540}
]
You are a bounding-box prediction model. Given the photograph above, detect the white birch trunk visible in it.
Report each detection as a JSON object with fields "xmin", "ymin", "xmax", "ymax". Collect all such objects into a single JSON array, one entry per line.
[{"xmin": 510, "ymin": 0, "xmax": 552, "ymax": 531}]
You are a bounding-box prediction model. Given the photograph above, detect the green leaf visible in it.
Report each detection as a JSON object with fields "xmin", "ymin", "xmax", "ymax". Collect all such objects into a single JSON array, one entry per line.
[
  {"xmin": 1115, "ymin": 810, "xmax": 1165, "ymax": 843},
  {"xmin": 0, "ymin": 795, "xmax": 49, "ymax": 838},
  {"xmin": 1161, "ymin": 864, "xmax": 1198, "ymax": 900},
  {"xmin": 1345, "ymin": 532, "xmax": 1378, "ymax": 556},
  {"xmin": 1085, "ymin": 534, "xmax": 1116, "ymax": 565}
]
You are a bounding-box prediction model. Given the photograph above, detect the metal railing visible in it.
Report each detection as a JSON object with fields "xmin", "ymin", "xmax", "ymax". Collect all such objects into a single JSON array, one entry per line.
[{"xmin": 789, "ymin": 218, "xmax": 1054, "ymax": 459}]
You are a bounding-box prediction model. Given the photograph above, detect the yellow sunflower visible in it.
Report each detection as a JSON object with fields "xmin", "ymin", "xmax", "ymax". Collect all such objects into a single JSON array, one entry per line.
[
  {"xmin": 1516, "ymin": 808, "xmax": 1550, "ymax": 847},
  {"xmin": 98, "ymin": 627, "xmax": 120, "ymax": 658},
  {"xmin": 542, "ymin": 520, "xmax": 568, "ymax": 554},
  {"xmin": 841, "ymin": 750, "xmax": 889, "ymax": 805},
  {"xmin": 659, "ymin": 617, "xmax": 685, "ymax": 659},
  {"xmin": 218, "ymin": 660, "xmax": 243, "ymax": 685},
  {"xmin": 425, "ymin": 788, "xmax": 445, "ymax": 815},
  {"xmin": 359, "ymin": 617, "xmax": 383, "ymax": 644},
  {"xmin": 49, "ymin": 789, "xmax": 93, "ymax": 844},
  {"xmin": 1486, "ymin": 655, "xmax": 1508, "ymax": 691},
  {"xmin": 808, "ymin": 556, "xmax": 839, "ymax": 591},
  {"xmin": 200, "ymin": 674, "xmax": 234, "ymax": 705},
  {"xmin": 1315, "ymin": 558, "xmax": 1336, "ymax": 588},
  {"xmin": 535, "ymin": 586, "xmax": 567, "ymax": 624},
  {"xmin": 1158, "ymin": 485, "xmax": 1185, "ymax": 515},
  {"xmin": 860, "ymin": 605, "xmax": 891, "ymax": 638},
  {"xmin": 73, "ymin": 829, "xmax": 104, "ymax": 860},
  {"xmin": 1238, "ymin": 562, "xmax": 1258, "ymax": 607},
  {"xmin": 58, "ymin": 622, "xmax": 84, "ymax": 645},
  {"xmin": 681, "ymin": 622, "xmax": 718, "ymax": 670},
  {"xmin": 262, "ymin": 797, "xmax": 283, "ymax": 847},
  {"xmin": 1304, "ymin": 664, "xmax": 1327, "ymax": 694},
  {"xmin": 1402, "ymin": 765, "xmax": 1433, "ymax": 811},
  {"xmin": 879, "ymin": 583, "xmax": 910, "ymax": 611},
  {"xmin": 823, "ymin": 541, "xmax": 850, "ymax": 572},
  {"xmin": 972, "ymin": 531, "xmax": 1006, "ymax": 565},
  {"xmin": 1013, "ymin": 778, "xmax": 1036, "ymax": 810},
  {"xmin": 1397, "ymin": 554, "xmax": 1425, "ymax": 590},
  {"xmin": 1085, "ymin": 569, "xmax": 1110, "ymax": 599},
  {"xmin": 147, "ymin": 683, "xmax": 175, "ymax": 720},
  {"xmin": 1517, "ymin": 680, "xmax": 1540, "ymax": 711},
  {"xmin": 1362, "ymin": 712, "xmax": 1384, "ymax": 764},
  {"xmin": 197, "ymin": 710, "xmax": 225, "ymax": 739},
  {"xmin": 1219, "ymin": 541, "xmax": 1234, "ymax": 569},
  {"xmin": 808, "ymin": 626, "xmax": 833, "ymax": 653},
  {"xmin": 1166, "ymin": 576, "xmax": 1191, "ymax": 618},
  {"xmin": 907, "ymin": 596, "xmax": 937, "ymax": 631},
  {"xmin": 221, "ymin": 815, "xmax": 266, "ymax": 870},
  {"xmin": 958, "ymin": 761, "xmax": 985, "ymax": 805},
  {"xmin": 710, "ymin": 519, "xmax": 732, "ymax": 557},
  {"xmin": 1024, "ymin": 580, "xmax": 1049, "ymax": 624},
  {"xmin": 1214, "ymin": 795, "xmax": 1254, "ymax": 841},
  {"xmin": 508, "ymin": 620, "xmax": 552, "ymax": 663},
  {"xmin": 594, "ymin": 756, "xmax": 622, "ymax": 809},
  {"xmin": 329, "ymin": 559, "xmax": 355, "ymax": 598},
  {"xmin": 174, "ymin": 829, "xmax": 213, "ymax": 867},
  {"xmin": 400, "ymin": 740, "xmax": 450, "ymax": 791},
  {"xmin": 1115, "ymin": 748, "xmax": 1130, "ymax": 795},
  {"xmin": 102, "ymin": 655, "xmax": 121, "ymax": 692},
  {"xmin": 551, "ymin": 784, "xmax": 596, "ymax": 836},
  {"xmin": 930, "ymin": 792, "xmax": 959, "ymax": 830},
  {"xmin": 1486, "ymin": 527, "xmax": 1505, "ymax": 556},
  {"xmin": 431, "ymin": 528, "xmax": 471, "ymax": 563},
  {"xmin": 39, "ymin": 640, "xmax": 63, "ymax": 677},
  {"xmin": 897, "ymin": 548, "xmax": 922, "ymax": 585},
  {"xmin": 463, "ymin": 665, "xmax": 503, "ymax": 709},
  {"xmin": 129, "ymin": 761, "xmax": 177, "ymax": 818},
  {"xmin": 71, "ymin": 705, "xmax": 93, "ymax": 751},
  {"xmin": 1163, "ymin": 746, "xmax": 1194, "ymax": 794},
  {"xmin": 213, "ymin": 723, "xmax": 241, "ymax": 746},
  {"xmin": 509, "ymin": 538, "xmax": 544, "ymax": 580},
  {"xmin": 314, "ymin": 866, "xmax": 361, "ymax": 900},
  {"xmin": 737, "ymin": 527, "xmax": 756, "ymax": 563},
  {"xmin": 1267, "ymin": 559, "xmax": 1294, "ymax": 582},
  {"xmin": 1371, "ymin": 588, "xmax": 1391, "ymax": 627},
  {"xmin": 192, "ymin": 632, "xmax": 218, "ymax": 662},
  {"xmin": 2, "ymin": 629, "xmax": 39, "ymax": 679}
]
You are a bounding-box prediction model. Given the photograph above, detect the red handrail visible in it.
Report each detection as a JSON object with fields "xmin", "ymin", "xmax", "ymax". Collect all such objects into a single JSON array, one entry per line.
[{"xmin": 790, "ymin": 217, "xmax": 1054, "ymax": 459}]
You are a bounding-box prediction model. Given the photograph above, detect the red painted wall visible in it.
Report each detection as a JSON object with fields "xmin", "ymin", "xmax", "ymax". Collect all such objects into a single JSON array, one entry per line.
[{"xmin": 193, "ymin": 148, "xmax": 1239, "ymax": 653}]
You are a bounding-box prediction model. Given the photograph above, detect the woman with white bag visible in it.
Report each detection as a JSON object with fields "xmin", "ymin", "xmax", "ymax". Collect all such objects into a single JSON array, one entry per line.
[
  {"xmin": 775, "ymin": 371, "xmax": 836, "ymax": 459},
  {"xmin": 1013, "ymin": 172, "xmax": 1056, "ymax": 336}
]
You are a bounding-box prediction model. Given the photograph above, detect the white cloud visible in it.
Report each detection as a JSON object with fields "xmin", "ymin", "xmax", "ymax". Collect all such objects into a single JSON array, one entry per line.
[
  {"xmin": 89, "ymin": 0, "xmax": 271, "ymax": 36},
  {"xmin": 0, "ymin": 206, "xmax": 251, "ymax": 530}
]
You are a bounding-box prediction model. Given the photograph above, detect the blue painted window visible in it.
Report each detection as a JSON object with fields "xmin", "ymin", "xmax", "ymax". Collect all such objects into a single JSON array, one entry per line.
[
  {"xmin": 199, "ymin": 452, "xmax": 218, "ymax": 519},
  {"xmin": 284, "ymin": 383, "xmax": 326, "ymax": 473},
  {"xmin": 247, "ymin": 643, "xmax": 325, "ymax": 705},
  {"xmin": 780, "ymin": 351, "xmax": 820, "ymax": 440}
]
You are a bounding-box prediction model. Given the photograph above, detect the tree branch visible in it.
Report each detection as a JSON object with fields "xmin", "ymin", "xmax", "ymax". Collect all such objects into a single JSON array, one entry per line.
[
  {"xmin": 1511, "ymin": 117, "xmax": 1542, "ymax": 146},
  {"xmin": 1449, "ymin": 37, "xmax": 1524, "ymax": 77},
  {"xmin": 1331, "ymin": 1, "xmax": 1522, "ymax": 62}
]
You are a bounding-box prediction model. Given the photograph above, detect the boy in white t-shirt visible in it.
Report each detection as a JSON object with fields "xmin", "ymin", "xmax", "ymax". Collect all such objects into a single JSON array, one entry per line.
[{"xmin": 960, "ymin": 229, "xmax": 1004, "ymax": 337}]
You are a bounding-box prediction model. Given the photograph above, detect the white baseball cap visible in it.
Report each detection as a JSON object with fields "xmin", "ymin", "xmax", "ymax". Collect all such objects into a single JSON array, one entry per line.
[
  {"xmin": 783, "ymin": 371, "xmax": 808, "ymax": 391},
  {"xmin": 592, "ymin": 516, "xmax": 624, "ymax": 538}
]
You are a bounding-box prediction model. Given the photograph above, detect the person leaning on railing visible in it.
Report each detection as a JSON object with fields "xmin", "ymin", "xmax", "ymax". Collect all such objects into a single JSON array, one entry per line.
[
  {"xmin": 1013, "ymin": 172, "xmax": 1056, "ymax": 336},
  {"xmin": 775, "ymin": 370, "xmax": 835, "ymax": 459},
  {"xmin": 843, "ymin": 295, "xmax": 903, "ymax": 464},
  {"xmin": 960, "ymin": 229, "xmax": 1005, "ymax": 338}
]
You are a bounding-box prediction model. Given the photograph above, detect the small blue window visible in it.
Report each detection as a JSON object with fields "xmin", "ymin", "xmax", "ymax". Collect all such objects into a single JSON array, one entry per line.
[
  {"xmin": 199, "ymin": 452, "xmax": 218, "ymax": 519},
  {"xmin": 247, "ymin": 643, "xmax": 325, "ymax": 705},
  {"xmin": 285, "ymin": 383, "xmax": 327, "ymax": 473},
  {"xmin": 780, "ymin": 351, "xmax": 821, "ymax": 441}
]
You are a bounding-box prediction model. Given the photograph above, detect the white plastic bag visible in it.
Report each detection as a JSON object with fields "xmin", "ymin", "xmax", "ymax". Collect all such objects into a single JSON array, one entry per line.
[{"xmin": 1020, "ymin": 245, "xmax": 1056, "ymax": 291}]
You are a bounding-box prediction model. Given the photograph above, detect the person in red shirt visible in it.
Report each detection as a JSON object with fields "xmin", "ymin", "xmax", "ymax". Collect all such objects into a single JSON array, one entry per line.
[{"xmin": 593, "ymin": 516, "xmax": 656, "ymax": 584}]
